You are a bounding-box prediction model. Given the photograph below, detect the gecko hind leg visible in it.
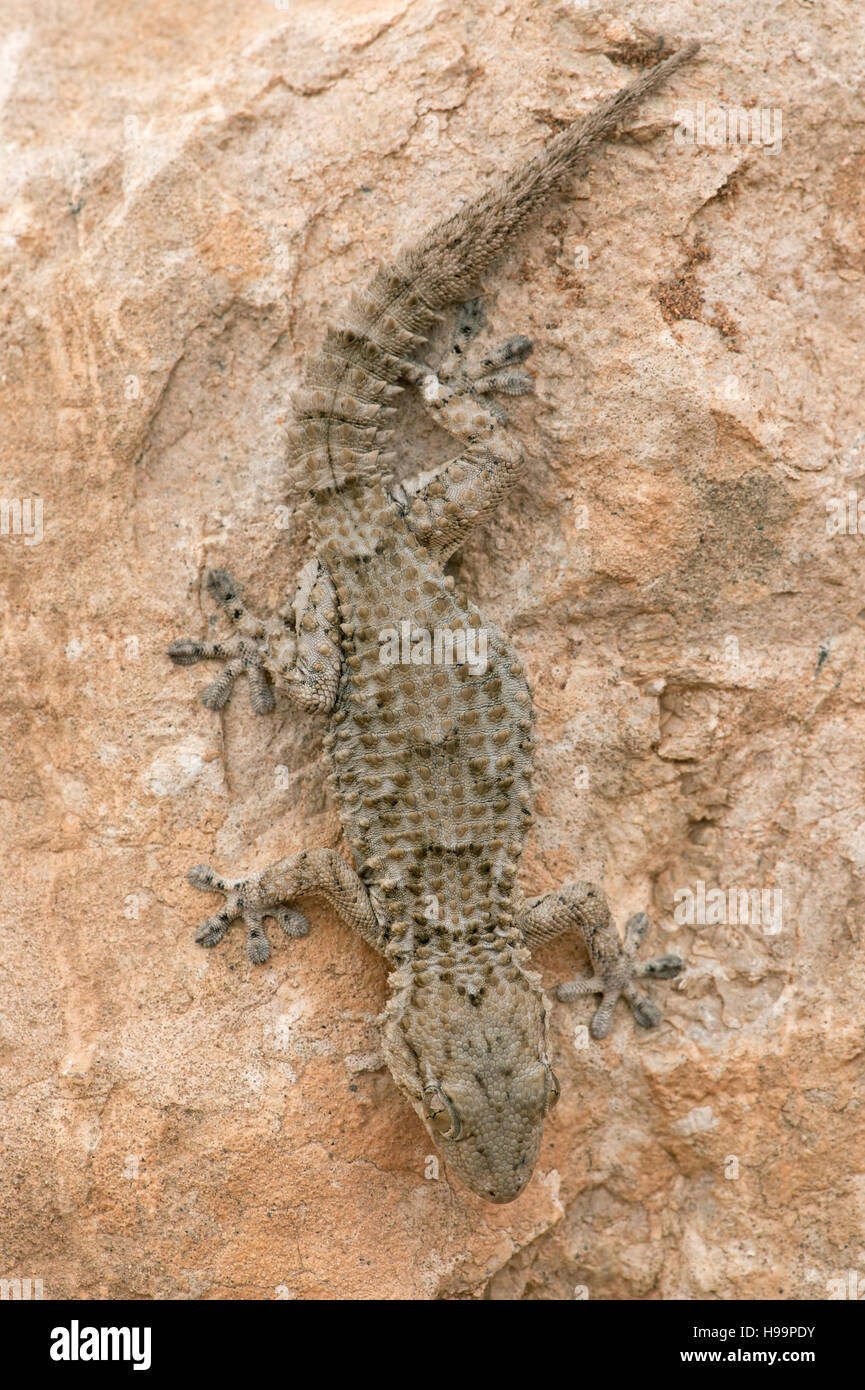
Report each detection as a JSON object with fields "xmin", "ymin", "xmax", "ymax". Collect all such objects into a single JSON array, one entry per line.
[
  {"xmin": 438, "ymin": 297, "xmax": 534, "ymax": 413},
  {"xmin": 394, "ymin": 300, "xmax": 535, "ymax": 559},
  {"xmin": 518, "ymin": 882, "xmax": 683, "ymax": 1040},
  {"xmin": 557, "ymin": 910, "xmax": 682, "ymax": 1037}
]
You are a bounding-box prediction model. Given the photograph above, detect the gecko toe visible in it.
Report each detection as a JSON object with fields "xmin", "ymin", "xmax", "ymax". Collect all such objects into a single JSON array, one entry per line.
[
  {"xmin": 472, "ymin": 368, "xmax": 534, "ymax": 396},
  {"xmin": 636, "ymin": 953, "xmax": 684, "ymax": 980},
  {"xmin": 246, "ymin": 921, "xmax": 271, "ymax": 964},
  {"xmin": 624, "ymin": 986, "xmax": 663, "ymax": 1030},
  {"xmin": 195, "ymin": 912, "xmax": 234, "ymax": 948},
  {"xmin": 276, "ymin": 908, "xmax": 311, "ymax": 937}
]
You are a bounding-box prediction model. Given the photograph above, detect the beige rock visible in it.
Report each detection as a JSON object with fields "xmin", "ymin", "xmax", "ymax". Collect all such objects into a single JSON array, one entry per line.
[{"xmin": 1, "ymin": 0, "xmax": 863, "ymax": 1300}]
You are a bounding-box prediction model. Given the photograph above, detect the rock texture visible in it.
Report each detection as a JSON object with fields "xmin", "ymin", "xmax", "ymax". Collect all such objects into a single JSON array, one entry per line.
[{"xmin": 1, "ymin": 0, "xmax": 864, "ymax": 1300}]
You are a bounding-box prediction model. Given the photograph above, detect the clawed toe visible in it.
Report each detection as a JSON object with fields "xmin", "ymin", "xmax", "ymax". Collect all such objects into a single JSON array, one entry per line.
[
  {"xmin": 200, "ymin": 656, "xmax": 246, "ymax": 710},
  {"xmin": 623, "ymin": 911, "xmax": 650, "ymax": 953},
  {"xmin": 556, "ymin": 975, "xmax": 604, "ymax": 1002},
  {"xmin": 451, "ymin": 296, "xmax": 487, "ymax": 347},
  {"xmin": 444, "ymin": 348, "xmax": 535, "ymax": 400},
  {"xmin": 206, "ymin": 568, "xmax": 241, "ymax": 611},
  {"xmin": 625, "ymin": 913, "xmax": 683, "ymax": 983},
  {"xmin": 189, "ymin": 864, "xmax": 239, "ymax": 948},
  {"xmin": 194, "ymin": 912, "xmax": 233, "ymax": 948}
]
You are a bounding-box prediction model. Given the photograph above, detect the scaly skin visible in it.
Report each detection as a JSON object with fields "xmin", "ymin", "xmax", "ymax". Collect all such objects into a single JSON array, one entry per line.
[
  {"xmin": 168, "ymin": 41, "xmax": 699, "ymax": 1202},
  {"xmin": 325, "ymin": 497, "xmax": 549, "ymax": 1203}
]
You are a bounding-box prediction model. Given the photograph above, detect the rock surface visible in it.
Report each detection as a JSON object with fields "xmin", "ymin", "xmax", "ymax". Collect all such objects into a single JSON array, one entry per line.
[{"xmin": 1, "ymin": 0, "xmax": 864, "ymax": 1300}]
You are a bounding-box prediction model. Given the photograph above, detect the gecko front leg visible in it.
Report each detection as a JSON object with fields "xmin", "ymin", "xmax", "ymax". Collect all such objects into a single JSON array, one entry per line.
[
  {"xmin": 189, "ymin": 847, "xmax": 385, "ymax": 964},
  {"xmin": 168, "ymin": 559, "xmax": 342, "ymax": 714},
  {"xmin": 518, "ymin": 881, "xmax": 683, "ymax": 1039}
]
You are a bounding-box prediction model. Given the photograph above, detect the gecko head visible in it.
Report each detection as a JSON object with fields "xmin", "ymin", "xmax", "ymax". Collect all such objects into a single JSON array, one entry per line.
[
  {"xmin": 390, "ymin": 980, "xmax": 560, "ymax": 1204},
  {"xmin": 422, "ymin": 1054, "xmax": 559, "ymax": 1204}
]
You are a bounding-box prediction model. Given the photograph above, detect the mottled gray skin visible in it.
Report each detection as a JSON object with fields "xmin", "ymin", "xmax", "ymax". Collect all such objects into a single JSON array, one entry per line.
[
  {"xmin": 328, "ymin": 498, "xmax": 553, "ymax": 1204},
  {"xmin": 168, "ymin": 41, "xmax": 698, "ymax": 1202}
]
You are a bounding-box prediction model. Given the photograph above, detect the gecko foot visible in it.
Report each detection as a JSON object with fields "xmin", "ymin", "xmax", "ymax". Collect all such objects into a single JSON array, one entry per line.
[
  {"xmin": 437, "ymin": 298, "xmax": 534, "ymax": 413},
  {"xmin": 188, "ymin": 863, "xmax": 310, "ymax": 964},
  {"xmin": 556, "ymin": 911, "xmax": 683, "ymax": 1040},
  {"xmin": 168, "ymin": 569, "xmax": 277, "ymax": 715}
]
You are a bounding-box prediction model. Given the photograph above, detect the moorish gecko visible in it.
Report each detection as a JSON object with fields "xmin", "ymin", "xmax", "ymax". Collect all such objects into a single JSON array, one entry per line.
[{"xmin": 169, "ymin": 38, "xmax": 699, "ymax": 1203}]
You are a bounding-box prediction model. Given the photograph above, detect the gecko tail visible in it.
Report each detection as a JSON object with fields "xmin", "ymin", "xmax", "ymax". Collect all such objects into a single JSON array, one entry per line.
[
  {"xmin": 287, "ymin": 40, "xmax": 699, "ymax": 500},
  {"xmin": 396, "ymin": 40, "xmax": 700, "ymax": 308}
]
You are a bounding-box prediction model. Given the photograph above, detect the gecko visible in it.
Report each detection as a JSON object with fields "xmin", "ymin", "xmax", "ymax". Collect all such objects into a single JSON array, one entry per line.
[{"xmin": 168, "ymin": 38, "xmax": 699, "ymax": 1204}]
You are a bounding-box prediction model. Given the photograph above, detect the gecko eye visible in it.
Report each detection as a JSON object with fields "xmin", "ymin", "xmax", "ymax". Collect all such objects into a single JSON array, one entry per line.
[
  {"xmin": 544, "ymin": 1066, "xmax": 560, "ymax": 1112},
  {"xmin": 423, "ymin": 1086, "xmax": 462, "ymax": 1140}
]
